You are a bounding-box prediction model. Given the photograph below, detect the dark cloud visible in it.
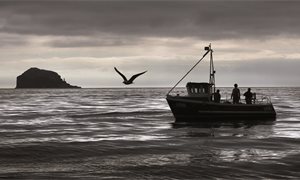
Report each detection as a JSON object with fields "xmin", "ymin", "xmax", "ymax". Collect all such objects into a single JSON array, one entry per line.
[{"xmin": 1, "ymin": 1, "xmax": 300, "ymax": 41}]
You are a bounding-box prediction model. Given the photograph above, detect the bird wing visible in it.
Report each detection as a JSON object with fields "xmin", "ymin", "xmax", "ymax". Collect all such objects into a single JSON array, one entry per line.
[
  {"xmin": 114, "ymin": 67, "xmax": 127, "ymax": 81},
  {"xmin": 128, "ymin": 71, "xmax": 147, "ymax": 83}
]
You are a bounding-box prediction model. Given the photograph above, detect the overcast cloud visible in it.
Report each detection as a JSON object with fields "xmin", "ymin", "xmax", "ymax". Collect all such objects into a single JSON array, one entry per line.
[
  {"xmin": 1, "ymin": 2, "xmax": 300, "ymax": 39},
  {"xmin": 0, "ymin": 1, "xmax": 300, "ymax": 88}
]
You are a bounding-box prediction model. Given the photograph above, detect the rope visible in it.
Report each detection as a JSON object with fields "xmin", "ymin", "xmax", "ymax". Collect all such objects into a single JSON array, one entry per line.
[{"xmin": 167, "ymin": 50, "xmax": 211, "ymax": 95}]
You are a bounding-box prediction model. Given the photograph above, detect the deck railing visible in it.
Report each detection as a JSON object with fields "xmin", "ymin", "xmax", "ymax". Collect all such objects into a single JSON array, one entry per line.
[{"xmin": 168, "ymin": 89, "xmax": 273, "ymax": 105}]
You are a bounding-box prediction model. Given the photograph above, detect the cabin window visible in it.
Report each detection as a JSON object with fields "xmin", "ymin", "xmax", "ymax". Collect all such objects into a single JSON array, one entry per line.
[
  {"xmin": 190, "ymin": 87, "xmax": 206, "ymax": 94},
  {"xmin": 186, "ymin": 83, "xmax": 212, "ymax": 96}
]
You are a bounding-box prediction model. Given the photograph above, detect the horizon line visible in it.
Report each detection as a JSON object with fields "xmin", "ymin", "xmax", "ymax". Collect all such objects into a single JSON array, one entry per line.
[{"xmin": 0, "ymin": 86, "xmax": 300, "ymax": 89}]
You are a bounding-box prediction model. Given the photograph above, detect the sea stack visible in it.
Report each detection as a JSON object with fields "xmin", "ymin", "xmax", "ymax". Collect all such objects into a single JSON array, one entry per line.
[{"xmin": 16, "ymin": 67, "xmax": 81, "ymax": 88}]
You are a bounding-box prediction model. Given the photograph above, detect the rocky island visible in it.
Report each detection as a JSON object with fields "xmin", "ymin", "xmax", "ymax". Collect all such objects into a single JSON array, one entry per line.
[{"xmin": 16, "ymin": 67, "xmax": 81, "ymax": 88}]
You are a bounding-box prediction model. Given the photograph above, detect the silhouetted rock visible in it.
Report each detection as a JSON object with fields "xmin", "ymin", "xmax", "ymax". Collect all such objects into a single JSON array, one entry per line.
[{"xmin": 16, "ymin": 67, "xmax": 81, "ymax": 88}]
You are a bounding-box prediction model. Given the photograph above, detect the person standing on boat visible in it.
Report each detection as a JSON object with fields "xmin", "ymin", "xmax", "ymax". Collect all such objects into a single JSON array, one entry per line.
[
  {"xmin": 213, "ymin": 89, "xmax": 221, "ymax": 103},
  {"xmin": 244, "ymin": 88, "xmax": 253, "ymax": 104},
  {"xmin": 231, "ymin": 84, "xmax": 240, "ymax": 104}
]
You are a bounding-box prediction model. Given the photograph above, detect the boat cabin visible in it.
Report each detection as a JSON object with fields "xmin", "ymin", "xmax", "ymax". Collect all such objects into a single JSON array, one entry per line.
[{"xmin": 186, "ymin": 82, "xmax": 213, "ymax": 101}]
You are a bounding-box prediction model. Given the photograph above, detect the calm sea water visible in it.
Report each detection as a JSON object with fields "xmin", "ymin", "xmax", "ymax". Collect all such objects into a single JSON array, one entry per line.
[{"xmin": 0, "ymin": 87, "xmax": 299, "ymax": 179}]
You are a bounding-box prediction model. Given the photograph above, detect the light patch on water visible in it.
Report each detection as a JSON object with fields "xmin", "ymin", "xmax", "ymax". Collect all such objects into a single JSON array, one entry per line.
[
  {"xmin": 274, "ymin": 118, "xmax": 300, "ymax": 138},
  {"xmin": 0, "ymin": 137, "xmax": 59, "ymax": 145},
  {"xmin": 215, "ymin": 148, "xmax": 300, "ymax": 163},
  {"xmin": 273, "ymin": 129, "xmax": 300, "ymax": 138},
  {"xmin": 63, "ymin": 134, "xmax": 171, "ymax": 142},
  {"xmin": 1, "ymin": 117, "xmax": 74, "ymax": 126},
  {"xmin": 0, "ymin": 129, "xmax": 29, "ymax": 133}
]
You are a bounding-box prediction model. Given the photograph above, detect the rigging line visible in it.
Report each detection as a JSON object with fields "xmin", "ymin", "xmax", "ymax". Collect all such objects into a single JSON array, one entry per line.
[{"xmin": 167, "ymin": 49, "xmax": 211, "ymax": 95}]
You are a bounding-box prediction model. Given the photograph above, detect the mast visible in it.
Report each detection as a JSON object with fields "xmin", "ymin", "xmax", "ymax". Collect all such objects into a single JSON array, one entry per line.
[{"xmin": 208, "ymin": 44, "xmax": 216, "ymax": 93}]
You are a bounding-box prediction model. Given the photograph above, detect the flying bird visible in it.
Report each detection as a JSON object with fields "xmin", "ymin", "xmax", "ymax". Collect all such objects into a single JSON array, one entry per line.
[{"xmin": 114, "ymin": 67, "xmax": 147, "ymax": 85}]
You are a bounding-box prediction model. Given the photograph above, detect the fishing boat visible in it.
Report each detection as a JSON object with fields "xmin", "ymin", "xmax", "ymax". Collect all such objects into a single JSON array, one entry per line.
[{"xmin": 166, "ymin": 44, "xmax": 276, "ymax": 122}]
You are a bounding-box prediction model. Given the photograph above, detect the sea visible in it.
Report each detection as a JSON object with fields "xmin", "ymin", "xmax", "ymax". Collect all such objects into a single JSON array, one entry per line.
[{"xmin": 0, "ymin": 87, "xmax": 299, "ymax": 179}]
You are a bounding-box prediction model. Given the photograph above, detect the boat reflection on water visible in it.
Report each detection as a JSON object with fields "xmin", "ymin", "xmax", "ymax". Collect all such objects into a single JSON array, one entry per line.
[
  {"xmin": 172, "ymin": 118, "xmax": 275, "ymax": 140},
  {"xmin": 166, "ymin": 44, "xmax": 276, "ymax": 123}
]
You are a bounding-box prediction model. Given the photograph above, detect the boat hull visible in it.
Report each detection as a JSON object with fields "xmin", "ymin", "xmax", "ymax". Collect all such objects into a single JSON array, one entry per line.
[{"xmin": 166, "ymin": 95, "xmax": 276, "ymax": 122}]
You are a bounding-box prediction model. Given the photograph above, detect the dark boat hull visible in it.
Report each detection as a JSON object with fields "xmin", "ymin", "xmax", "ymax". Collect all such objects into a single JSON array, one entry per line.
[{"xmin": 166, "ymin": 95, "xmax": 276, "ymax": 122}]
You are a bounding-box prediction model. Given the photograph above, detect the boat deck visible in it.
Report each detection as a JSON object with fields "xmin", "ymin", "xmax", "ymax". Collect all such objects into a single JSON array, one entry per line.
[{"xmin": 166, "ymin": 95, "xmax": 276, "ymax": 122}]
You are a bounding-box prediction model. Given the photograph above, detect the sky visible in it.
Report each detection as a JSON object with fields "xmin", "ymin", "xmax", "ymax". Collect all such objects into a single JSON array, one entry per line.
[{"xmin": 0, "ymin": 1, "xmax": 300, "ymax": 88}]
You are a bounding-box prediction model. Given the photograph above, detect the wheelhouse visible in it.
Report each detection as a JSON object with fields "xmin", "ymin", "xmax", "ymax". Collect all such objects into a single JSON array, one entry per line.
[{"xmin": 186, "ymin": 82, "xmax": 213, "ymax": 101}]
